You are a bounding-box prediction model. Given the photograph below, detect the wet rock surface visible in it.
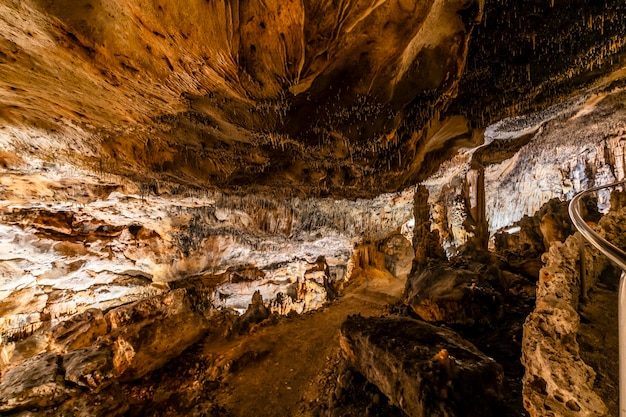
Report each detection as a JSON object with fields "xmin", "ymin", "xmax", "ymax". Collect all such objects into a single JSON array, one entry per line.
[{"xmin": 339, "ymin": 315, "xmax": 504, "ymax": 417}]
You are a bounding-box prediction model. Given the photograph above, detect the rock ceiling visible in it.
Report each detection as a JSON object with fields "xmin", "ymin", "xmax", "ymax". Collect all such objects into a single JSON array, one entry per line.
[{"xmin": 1, "ymin": 0, "xmax": 625, "ymax": 197}]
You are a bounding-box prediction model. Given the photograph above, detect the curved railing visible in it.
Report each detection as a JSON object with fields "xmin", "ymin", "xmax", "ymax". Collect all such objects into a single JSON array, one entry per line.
[
  {"xmin": 569, "ymin": 179, "xmax": 626, "ymax": 271},
  {"xmin": 569, "ymin": 179, "xmax": 626, "ymax": 417}
]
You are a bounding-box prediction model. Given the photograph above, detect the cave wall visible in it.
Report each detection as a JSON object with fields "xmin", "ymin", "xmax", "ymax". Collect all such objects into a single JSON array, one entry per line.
[
  {"xmin": 0, "ymin": 0, "xmax": 485, "ymax": 197},
  {"xmin": 425, "ymin": 86, "xmax": 626, "ymax": 251},
  {"xmin": 0, "ymin": 153, "xmax": 413, "ymax": 344}
]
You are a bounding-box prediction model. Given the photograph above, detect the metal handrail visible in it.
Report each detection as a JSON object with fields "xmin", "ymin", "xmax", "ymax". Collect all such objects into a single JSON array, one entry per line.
[
  {"xmin": 568, "ymin": 179, "xmax": 626, "ymax": 417},
  {"xmin": 568, "ymin": 179, "xmax": 626, "ymax": 271}
]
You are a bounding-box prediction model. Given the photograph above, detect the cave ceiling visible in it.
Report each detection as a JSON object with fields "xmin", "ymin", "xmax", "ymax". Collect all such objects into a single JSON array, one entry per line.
[{"xmin": 0, "ymin": 0, "xmax": 625, "ymax": 198}]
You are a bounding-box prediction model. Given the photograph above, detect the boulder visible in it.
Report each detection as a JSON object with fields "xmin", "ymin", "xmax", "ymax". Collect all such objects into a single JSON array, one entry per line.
[
  {"xmin": 104, "ymin": 289, "xmax": 209, "ymax": 381},
  {"xmin": 48, "ymin": 308, "xmax": 108, "ymax": 354},
  {"xmin": 405, "ymin": 264, "xmax": 502, "ymax": 325},
  {"xmin": 340, "ymin": 315, "xmax": 503, "ymax": 417}
]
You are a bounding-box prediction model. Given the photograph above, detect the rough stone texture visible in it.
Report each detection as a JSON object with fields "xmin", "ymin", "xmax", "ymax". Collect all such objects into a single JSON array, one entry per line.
[
  {"xmin": 339, "ymin": 315, "xmax": 503, "ymax": 417},
  {"xmin": 378, "ymin": 233, "xmax": 414, "ymax": 280},
  {"xmin": 412, "ymin": 184, "xmax": 445, "ymax": 267},
  {"xmin": 0, "ymin": 0, "xmax": 486, "ymax": 198},
  {"xmin": 1, "ymin": 0, "xmax": 623, "ymax": 198},
  {"xmin": 104, "ymin": 289, "xmax": 209, "ymax": 381},
  {"xmin": 522, "ymin": 234, "xmax": 609, "ymax": 417},
  {"xmin": 452, "ymin": 0, "xmax": 626, "ymax": 127},
  {"xmin": 0, "ymin": 352, "xmax": 72, "ymax": 412},
  {"xmin": 51, "ymin": 382, "xmax": 129, "ymax": 417},
  {"xmin": 0, "ymin": 288, "xmax": 217, "ymax": 415},
  {"xmin": 62, "ymin": 344, "xmax": 115, "ymax": 390},
  {"xmin": 405, "ymin": 263, "xmax": 502, "ymax": 325},
  {"xmin": 0, "ymin": 157, "xmax": 413, "ymax": 344},
  {"xmin": 48, "ymin": 309, "xmax": 109, "ymax": 354},
  {"xmin": 233, "ymin": 290, "xmax": 271, "ymax": 335},
  {"xmin": 423, "ymin": 86, "xmax": 626, "ymax": 254}
]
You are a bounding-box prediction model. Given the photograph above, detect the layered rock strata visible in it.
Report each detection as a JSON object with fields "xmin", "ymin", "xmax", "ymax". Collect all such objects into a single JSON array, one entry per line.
[
  {"xmin": 0, "ymin": 155, "xmax": 413, "ymax": 345},
  {"xmin": 425, "ymin": 85, "xmax": 626, "ymax": 252},
  {"xmin": 0, "ymin": 289, "xmax": 208, "ymax": 415}
]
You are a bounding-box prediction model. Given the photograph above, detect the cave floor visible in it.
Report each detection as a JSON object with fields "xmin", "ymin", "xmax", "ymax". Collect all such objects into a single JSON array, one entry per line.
[
  {"xmin": 124, "ymin": 267, "xmax": 405, "ymax": 417},
  {"xmin": 211, "ymin": 267, "xmax": 405, "ymax": 417}
]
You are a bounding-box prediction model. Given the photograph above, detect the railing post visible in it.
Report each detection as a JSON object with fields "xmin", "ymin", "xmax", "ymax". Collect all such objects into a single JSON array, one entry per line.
[
  {"xmin": 614, "ymin": 187, "xmax": 626, "ymax": 417},
  {"xmin": 579, "ymin": 234, "xmax": 588, "ymax": 304}
]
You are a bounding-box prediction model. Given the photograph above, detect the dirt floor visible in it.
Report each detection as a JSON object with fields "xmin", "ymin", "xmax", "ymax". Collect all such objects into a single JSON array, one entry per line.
[
  {"xmin": 123, "ymin": 255, "xmax": 545, "ymax": 417},
  {"xmin": 209, "ymin": 267, "xmax": 405, "ymax": 417}
]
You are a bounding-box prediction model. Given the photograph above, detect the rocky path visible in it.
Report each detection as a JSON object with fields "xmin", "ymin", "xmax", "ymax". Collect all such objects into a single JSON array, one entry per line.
[
  {"xmin": 210, "ymin": 268, "xmax": 405, "ymax": 416},
  {"xmin": 123, "ymin": 267, "xmax": 406, "ymax": 417}
]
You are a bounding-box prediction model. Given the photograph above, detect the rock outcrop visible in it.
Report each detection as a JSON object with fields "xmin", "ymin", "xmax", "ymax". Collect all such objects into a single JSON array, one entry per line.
[
  {"xmin": 425, "ymin": 86, "xmax": 626, "ymax": 252},
  {"xmin": 0, "ymin": 156, "xmax": 413, "ymax": 344},
  {"xmin": 0, "ymin": 352, "xmax": 72, "ymax": 413},
  {"xmin": 522, "ymin": 234, "xmax": 609, "ymax": 417},
  {"xmin": 339, "ymin": 315, "xmax": 504, "ymax": 417},
  {"xmin": 0, "ymin": 289, "xmax": 209, "ymax": 415}
]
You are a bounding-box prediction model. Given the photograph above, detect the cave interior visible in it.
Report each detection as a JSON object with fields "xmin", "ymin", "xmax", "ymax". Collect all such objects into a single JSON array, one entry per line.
[{"xmin": 1, "ymin": 0, "xmax": 626, "ymax": 416}]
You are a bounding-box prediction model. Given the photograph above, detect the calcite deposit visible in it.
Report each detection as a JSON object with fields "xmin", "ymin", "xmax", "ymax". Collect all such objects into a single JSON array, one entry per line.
[
  {"xmin": 0, "ymin": 0, "xmax": 624, "ymax": 197},
  {"xmin": 0, "ymin": 154, "xmax": 415, "ymax": 346}
]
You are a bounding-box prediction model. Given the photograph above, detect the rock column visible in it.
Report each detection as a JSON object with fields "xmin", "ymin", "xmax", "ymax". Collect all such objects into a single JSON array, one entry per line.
[{"xmin": 412, "ymin": 185, "xmax": 444, "ymax": 270}]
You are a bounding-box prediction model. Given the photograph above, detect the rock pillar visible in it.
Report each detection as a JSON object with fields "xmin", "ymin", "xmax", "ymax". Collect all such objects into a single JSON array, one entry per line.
[{"xmin": 412, "ymin": 185, "xmax": 444, "ymax": 269}]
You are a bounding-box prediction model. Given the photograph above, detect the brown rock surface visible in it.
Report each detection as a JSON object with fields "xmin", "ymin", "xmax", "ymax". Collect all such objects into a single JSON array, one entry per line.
[
  {"xmin": 48, "ymin": 308, "xmax": 109, "ymax": 353},
  {"xmin": 1, "ymin": 0, "xmax": 623, "ymax": 197},
  {"xmin": 104, "ymin": 289, "xmax": 210, "ymax": 381},
  {"xmin": 62, "ymin": 344, "xmax": 115, "ymax": 390},
  {"xmin": 379, "ymin": 233, "xmax": 414, "ymax": 280},
  {"xmin": 522, "ymin": 235, "xmax": 609, "ymax": 417},
  {"xmin": 0, "ymin": 352, "xmax": 73, "ymax": 412},
  {"xmin": 339, "ymin": 315, "xmax": 504, "ymax": 417},
  {"xmin": 405, "ymin": 263, "xmax": 502, "ymax": 325}
]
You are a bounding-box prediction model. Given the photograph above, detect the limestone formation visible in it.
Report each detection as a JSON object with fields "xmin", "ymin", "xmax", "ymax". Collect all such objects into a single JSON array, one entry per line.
[
  {"xmin": 378, "ymin": 233, "xmax": 414, "ymax": 280},
  {"xmin": 412, "ymin": 184, "xmax": 445, "ymax": 268},
  {"xmin": 233, "ymin": 290, "xmax": 271, "ymax": 335},
  {"xmin": 63, "ymin": 344, "xmax": 115, "ymax": 391},
  {"xmin": 0, "ymin": 0, "xmax": 625, "ymax": 415},
  {"xmin": 522, "ymin": 235, "xmax": 609, "ymax": 417},
  {"xmin": 340, "ymin": 315, "xmax": 504, "ymax": 417},
  {"xmin": 105, "ymin": 289, "xmax": 209, "ymax": 381},
  {"xmin": 0, "ymin": 289, "xmax": 213, "ymax": 415},
  {"xmin": 1, "ymin": 0, "xmax": 623, "ymax": 197}
]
